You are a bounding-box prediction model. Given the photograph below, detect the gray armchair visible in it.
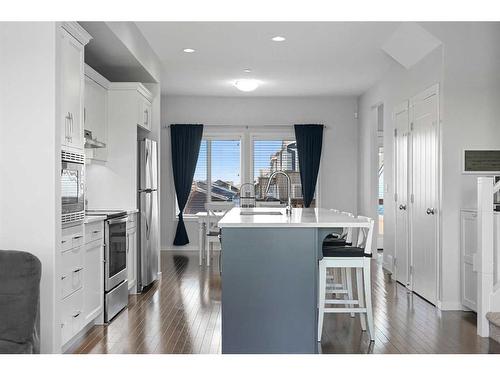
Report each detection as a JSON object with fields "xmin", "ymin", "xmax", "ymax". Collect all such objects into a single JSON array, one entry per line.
[{"xmin": 0, "ymin": 250, "xmax": 41, "ymax": 354}]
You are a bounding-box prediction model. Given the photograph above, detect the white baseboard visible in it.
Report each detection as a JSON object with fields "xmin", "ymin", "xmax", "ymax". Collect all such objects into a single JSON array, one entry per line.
[{"xmin": 437, "ymin": 300, "xmax": 464, "ymax": 311}]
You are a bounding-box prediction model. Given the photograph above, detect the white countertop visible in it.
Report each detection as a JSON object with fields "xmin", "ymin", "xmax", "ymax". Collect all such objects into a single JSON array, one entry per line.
[
  {"xmin": 218, "ymin": 207, "xmax": 370, "ymax": 228},
  {"xmin": 87, "ymin": 208, "xmax": 139, "ymax": 214},
  {"xmin": 84, "ymin": 215, "xmax": 107, "ymax": 224}
]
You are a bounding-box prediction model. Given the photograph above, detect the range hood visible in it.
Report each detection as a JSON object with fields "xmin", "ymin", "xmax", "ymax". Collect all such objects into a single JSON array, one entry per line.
[{"xmin": 84, "ymin": 130, "xmax": 106, "ymax": 149}]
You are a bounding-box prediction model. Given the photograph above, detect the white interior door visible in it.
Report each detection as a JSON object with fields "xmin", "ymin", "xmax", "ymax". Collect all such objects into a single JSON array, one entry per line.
[
  {"xmin": 394, "ymin": 101, "xmax": 410, "ymax": 286},
  {"xmin": 410, "ymin": 85, "xmax": 439, "ymax": 305}
]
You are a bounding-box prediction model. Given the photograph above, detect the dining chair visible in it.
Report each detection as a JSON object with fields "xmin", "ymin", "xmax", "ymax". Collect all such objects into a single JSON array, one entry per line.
[
  {"xmin": 204, "ymin": 201, "xmax": 234, "ymax": 267},
  {"xmin": 317, "ymin": 215, "xmax": 375, "ymax": 341}
]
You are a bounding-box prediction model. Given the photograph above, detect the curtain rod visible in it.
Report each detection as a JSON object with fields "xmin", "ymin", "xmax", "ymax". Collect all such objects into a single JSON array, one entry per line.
[{"xmin": 162, "ymin": 124, "xmax": 326, "ymax": 129}]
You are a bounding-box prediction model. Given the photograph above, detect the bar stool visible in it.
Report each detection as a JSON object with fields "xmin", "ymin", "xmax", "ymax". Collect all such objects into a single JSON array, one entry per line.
[
  {"xmin": 318, "ymin": 216, "xmax": 375, "ymax": 341},
  {"xmin": 324, "ymin": 211, "xmax": 355, "ymax": 317}
]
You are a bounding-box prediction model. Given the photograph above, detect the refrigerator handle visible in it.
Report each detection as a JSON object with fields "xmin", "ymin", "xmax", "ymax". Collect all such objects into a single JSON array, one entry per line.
[
  {"xmin": 149, "ymin": 143, "xmax": 154, "ymax": 189},
  {"xmin": 145, "ymin": 143, "xmax": 150, "ymax": 187},
  {"xmin": 145, "ymin": 201, "xmax": 150, "ymax": 240},
  {"xmin": 148, "ymin": 192, "xmax": 153, "ymax": 239}
]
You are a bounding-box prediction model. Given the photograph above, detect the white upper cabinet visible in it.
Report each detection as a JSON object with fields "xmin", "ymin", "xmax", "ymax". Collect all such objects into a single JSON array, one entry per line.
[
  {"xmin": 60, "ymin": 23, "xmax": 91, "ymax": 152},
  {"xmin": 84, "ymin": 65, "xmax": 109, "ymax": 162},
  {"xmin": 108, "ymin": 82, "xmax": 153, "ymax": 132},
  {"xmin": 139, "ymin": 95, "xmax": 153, "ymax": 131}
]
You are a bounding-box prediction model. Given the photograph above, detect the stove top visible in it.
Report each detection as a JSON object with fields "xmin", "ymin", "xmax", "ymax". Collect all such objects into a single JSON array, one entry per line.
[{"xmin": 86, "ymin": 209, "xmax": 127, "ymax": 219}]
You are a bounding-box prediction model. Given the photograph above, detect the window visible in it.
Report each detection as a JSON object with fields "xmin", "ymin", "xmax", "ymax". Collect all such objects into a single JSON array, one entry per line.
[
  {"xmin": 176, "ymin": 128, "xmax": 320, "ymax": 218},
  {"xmin": 253, "ymin": 139, "xmax": 313, "ymax": 208},
  {"xmin": 182, "ymin": 139, "xmax": 241, "ymax": 215}
]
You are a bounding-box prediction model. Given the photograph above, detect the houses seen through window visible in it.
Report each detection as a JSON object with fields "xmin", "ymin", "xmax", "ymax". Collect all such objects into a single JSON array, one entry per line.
[
  {"xmin": 253, "ymin": 139, "xmax": 312, "ymax": 208},
  {"xmin": 183, "ymin": 140, "xmax": 241, "ymax": 215}
]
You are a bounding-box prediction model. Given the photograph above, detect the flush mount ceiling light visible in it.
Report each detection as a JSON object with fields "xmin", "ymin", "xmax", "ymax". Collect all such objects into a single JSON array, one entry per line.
[
  {"xmin": 183, "ymin": 48, "xmax": 195, "ymax": 53},
  {"xmin": 271, "ymin": 36, "xmax": 286, "ymax": 42},
  {"xmin": 234, "ymin": 79, "xmax": 260, "ymax": 92},
  {"xmin": 243, "ymin": 68, "xmax": 252, "ymax": 73}
]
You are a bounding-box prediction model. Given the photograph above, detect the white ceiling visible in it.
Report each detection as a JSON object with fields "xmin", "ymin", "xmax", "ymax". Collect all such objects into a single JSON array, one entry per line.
[{"xmin": 135, "ymin": 22, "xmax": 401, "ymax": 97}]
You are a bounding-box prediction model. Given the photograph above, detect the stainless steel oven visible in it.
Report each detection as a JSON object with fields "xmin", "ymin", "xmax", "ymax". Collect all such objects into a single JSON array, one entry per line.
[
  {"xmin": 105, "ymin": 216, "xmax": 128, "ymax": 291},
  {"xmin": 103, "ymin": 213, "xmax": 129, "ymax": 322},
  {"xmin": 61, "ymin": 151, "xmax": 85, "ymax": 224}
]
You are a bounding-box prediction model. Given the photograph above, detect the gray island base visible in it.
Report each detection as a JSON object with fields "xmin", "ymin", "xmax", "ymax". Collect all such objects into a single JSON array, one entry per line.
[{"xmin": 218, "ymin": 208, "xmax": 358, "ymax": 354}]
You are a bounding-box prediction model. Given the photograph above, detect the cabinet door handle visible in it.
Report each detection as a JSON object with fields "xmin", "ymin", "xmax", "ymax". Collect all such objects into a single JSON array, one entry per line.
[
  {"xmin": 92, "ymin": 230, "xmax": 101, "ymax": 234},
  {"xmin": 73, "ymin": 267, "xmax": 83, "ymax": 273},
  {"xmin": 126, "ymin": 233, "xmax": 130, "ymax": 253},
  {"xmin": 73, "ymin": 235, "xmax": 83, "ymax": 240},
  {"xmin": 70, "ymin": 112, "xmax": 73, "ymax": 142},
  {"xmin": 68, "ymin": 113, "xmax": 71, "ymax": 141},
  {"xmin": 61, "ymin": 275, "xmax": 67, "ymax": 280},
  {"xmin": 65, "ymin": 113, "xmax": 71, "ymax": 141},
  {"xmin": 144, "ymin": 109, "xmax": 148, "ymax": 126},
  {"xmin": 72, "ymin": 311, "xmax": 81, "ymax": 318}
]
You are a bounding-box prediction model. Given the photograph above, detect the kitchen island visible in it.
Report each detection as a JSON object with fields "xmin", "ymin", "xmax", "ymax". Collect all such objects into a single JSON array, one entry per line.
[{"xmin": 218, "ymin": 207, "xmax": 367, "ymax": 354}]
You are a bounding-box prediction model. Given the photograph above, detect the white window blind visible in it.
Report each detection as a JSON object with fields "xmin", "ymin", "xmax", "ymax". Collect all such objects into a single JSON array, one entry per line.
[
  {"xmin": 182, "ymin": 139, "xmax": 241, "ymax": 215},
  {"xmin": 210, "ymin": 140, "xmax": 241, "ymax": 202}
]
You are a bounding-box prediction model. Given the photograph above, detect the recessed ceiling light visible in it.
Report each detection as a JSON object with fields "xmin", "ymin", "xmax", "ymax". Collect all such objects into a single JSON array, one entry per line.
[
  {"xmin": 234, "ymin": 79, "xmax": 260, "ymax": 92},
  {"xmin": 271, "ymin": 36, "xmax": 286, "ymax": 42},
  {"xmin": 244, "ymin": 68, "xmax": 252, "ymax": 73},
  {"xmin": 183, "ymin": 48, "xmax": 195, "ymax": 53}
]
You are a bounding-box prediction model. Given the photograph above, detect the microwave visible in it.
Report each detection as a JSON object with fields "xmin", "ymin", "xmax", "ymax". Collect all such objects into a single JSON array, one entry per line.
[{"xmin": 61, "ymin": 151, "xmax": 85, "ymax": 224}]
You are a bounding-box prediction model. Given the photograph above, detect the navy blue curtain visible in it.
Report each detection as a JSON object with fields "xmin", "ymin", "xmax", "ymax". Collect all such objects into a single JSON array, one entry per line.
[
  {"xmin": 171, "ymin": 124, "xmax": 204, "ymax": 245},
  {"xmin": 294, "ymin": 124, "xmax": 324, "ymax": 208}
]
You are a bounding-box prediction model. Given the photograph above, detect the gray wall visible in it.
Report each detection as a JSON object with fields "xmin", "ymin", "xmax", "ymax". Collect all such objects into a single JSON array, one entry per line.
[
  {"xmin": 160, "ymin": 95, "xmax": 359, "ymax": 250},
  {"xmin": 358, "ymin": 22, "xmax": 500, "ymax": 309},
  {"xmin": 358, "ymin": 46, "xmax": 443, "ymax": 273}
]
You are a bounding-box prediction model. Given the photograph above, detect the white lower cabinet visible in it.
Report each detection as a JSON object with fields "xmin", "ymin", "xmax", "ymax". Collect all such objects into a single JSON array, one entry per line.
[
  {"xmin": 127, "ymin": 214, "xmax": 137, "ymax": 292},
  {"xmin": 61, "ymin": 246, "xmax": 84, "ymax": 299},
  {"xmin": 61, "ymin": 220, "xmax": 104, "ymax": 348},
  {"xmin": 61, "ymin": 288, "xmax": 84, "ymax": 345},
  {"xmin": 83, "ymin": 238, "xmax": 104, "ymax": 325},
  {"xmin": 461, "ymin": 209, "xmax": 477, "ymax": 311}
]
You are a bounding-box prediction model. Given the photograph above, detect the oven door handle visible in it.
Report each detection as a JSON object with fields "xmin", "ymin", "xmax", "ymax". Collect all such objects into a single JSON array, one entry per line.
[{"xmin": 107, "ymin": 217, "xmax": 128, "ymax": 225}]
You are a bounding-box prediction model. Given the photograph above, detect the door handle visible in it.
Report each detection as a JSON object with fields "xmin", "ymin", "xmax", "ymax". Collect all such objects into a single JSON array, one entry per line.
[
  {"xmin": 399, "ymin": 204, "xmax": 407, "ymax": 211},
  {"xmin": 426, "ymin": 208, "xmax": 436, "ymax": 215}
]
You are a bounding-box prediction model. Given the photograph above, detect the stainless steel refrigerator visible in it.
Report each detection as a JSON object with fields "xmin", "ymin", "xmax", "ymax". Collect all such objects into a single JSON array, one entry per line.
[{"xmin": 137, "ymin": 138, "xmax": 159, "ymax": 292}]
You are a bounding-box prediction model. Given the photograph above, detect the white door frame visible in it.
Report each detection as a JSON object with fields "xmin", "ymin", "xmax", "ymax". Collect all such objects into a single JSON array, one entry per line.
[{"xmin": 370, "ymin": 103, "xmax": 383, "ymax": 260}]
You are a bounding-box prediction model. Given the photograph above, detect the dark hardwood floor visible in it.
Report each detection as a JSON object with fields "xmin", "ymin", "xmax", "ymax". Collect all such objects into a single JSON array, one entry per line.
[{"xmin": 69, "ymin": 251, "xmax": 500, "ymax": 354}]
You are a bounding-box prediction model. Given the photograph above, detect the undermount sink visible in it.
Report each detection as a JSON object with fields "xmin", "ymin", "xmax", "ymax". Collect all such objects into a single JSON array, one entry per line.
[{"xmin": 240, "ymin": 211, "xmax": 283, "ymax": 216}]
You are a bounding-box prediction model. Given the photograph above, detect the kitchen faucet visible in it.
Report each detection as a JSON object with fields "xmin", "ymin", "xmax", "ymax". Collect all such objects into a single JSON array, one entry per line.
[{"xmin": 264, "ymin": 170, "xmax": 293, "ymax": 216}]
